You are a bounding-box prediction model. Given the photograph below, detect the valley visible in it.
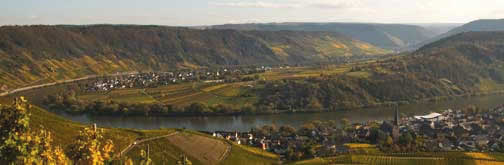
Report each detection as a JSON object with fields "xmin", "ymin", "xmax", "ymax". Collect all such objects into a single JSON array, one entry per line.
[{"xmin": 2, "ymin": 18, "xmax": 504, "ymax": 164}]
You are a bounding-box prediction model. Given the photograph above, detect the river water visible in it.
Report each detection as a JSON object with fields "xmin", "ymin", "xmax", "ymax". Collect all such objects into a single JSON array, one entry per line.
[{"xmin": 58, "ymin": 95, "xmax": 504, "ymax": 132}]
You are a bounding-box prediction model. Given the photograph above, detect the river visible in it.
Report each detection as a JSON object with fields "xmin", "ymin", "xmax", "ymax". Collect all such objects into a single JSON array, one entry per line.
[{"xmin": 57, "ymin": 95, "xmax": 504, "ymax": 132}]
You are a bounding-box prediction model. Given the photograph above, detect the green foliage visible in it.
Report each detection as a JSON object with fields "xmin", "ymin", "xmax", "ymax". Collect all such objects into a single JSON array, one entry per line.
[
  {"xmin": 176, "ymin": 154, "xmax": 192, "ymax": 165},
  {"xmin": 0, "ymin": 97, "xmax": 69, "ymax": 164},
  {"xmin": 67, "ymin": 125, "xmax": 114, "ymax": 165}
]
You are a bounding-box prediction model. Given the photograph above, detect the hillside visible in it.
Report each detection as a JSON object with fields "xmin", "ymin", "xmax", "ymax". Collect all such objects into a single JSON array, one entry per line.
[
  {"xmin": 15, "ymin": 32, "xmax": 504, "ymax": 117},
  {"xmin": 0, "ymin": 25, "xmax": 388, "ymax": 91},
  {"xmin": 208, "ymin": 22, "xmax": 436, "ymax": 50},
  {"xmin": 257, "ymin": 32, "xmax": 504, "ymax": 110},
  {"xmin": 414, "ymin": 19, "xmax": 504, "ymax": 49},
  {"xmin": 0, "ymin": 97, "xmax": 279, "ymax": 164}
]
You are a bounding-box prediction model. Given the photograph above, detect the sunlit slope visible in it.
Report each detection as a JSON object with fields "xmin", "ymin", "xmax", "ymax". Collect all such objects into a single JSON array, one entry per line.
[
  {"xmin": 0, "ymin": 25, "xmax": 389, "ymax": 91},
  {"xmin": 210, "ymin": 22, "xmax": 436, "ymax": 50}
]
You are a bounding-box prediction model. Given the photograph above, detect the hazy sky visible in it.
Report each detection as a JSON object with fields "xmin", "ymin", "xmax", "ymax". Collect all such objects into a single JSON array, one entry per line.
[{"xmin": 2, "ymin": 0, "xmax": 504, "ymax": 26}]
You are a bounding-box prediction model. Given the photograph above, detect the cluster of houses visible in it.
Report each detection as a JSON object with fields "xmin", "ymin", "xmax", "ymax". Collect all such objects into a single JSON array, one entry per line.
[
  {"xmin": 209, "ymin": 105, "xmax": 504, "ymax": 158},
  {"xmin": 84, "ymin": 66, "xmax": 276, "ymax": 91},
  {"xmin": 398, "ymin": 106, "xmax": 504, "ymax": 152}
]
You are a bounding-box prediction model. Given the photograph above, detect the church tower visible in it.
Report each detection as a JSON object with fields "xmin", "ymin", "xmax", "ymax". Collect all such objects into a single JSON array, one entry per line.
[
  {"xmin": 392, "ymin": 106, "xmax": 400, "ymax": 140},
  {"xmin": 394, "ymin": 106, "xmax": 399, "ymax": 126}
]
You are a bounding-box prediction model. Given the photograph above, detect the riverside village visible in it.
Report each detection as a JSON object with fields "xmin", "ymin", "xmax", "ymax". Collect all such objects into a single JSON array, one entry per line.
[{"xmin": 209, "ymin": 105, "xmax": 504, "ymax": 160}]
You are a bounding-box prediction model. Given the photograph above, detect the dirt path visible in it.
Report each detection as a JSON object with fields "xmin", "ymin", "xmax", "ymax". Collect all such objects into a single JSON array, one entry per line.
[
  {"xmin": 118, "ymin": 131, "xmax": 179, "ymax": 158},
  {"xmin": 218, "ymin": 142, "xmax": 232, "ymax": 162}
]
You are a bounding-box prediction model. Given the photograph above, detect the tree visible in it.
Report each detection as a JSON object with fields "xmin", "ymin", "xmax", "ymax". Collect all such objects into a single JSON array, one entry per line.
[
  {"xmin": 176, "ymin": 154, "xmax": 192, "ymax": 165},
  {"xmin": 0, "ymin": 97, "xmax": 31, "ymax": 162},
  {"xmin": 186, "ymin": 103, "xmax": 210, "ymax": 114},
  {"xmin": 279, "ymin": 125, "xmax": 297, "ymax": 137},
  {"xmin": 0, "ymin": 97, "xmax": 69, "ymax": 164},
  {"xmin": 307, "ymin": 97, "xmax": 323, "ymax": 110},
  {"xmin": 340, "ymin": 118, "xmax": 351, "ymax": 130},
  {"xmin": 67, "ymin": 125, "xmax": 114, "ymax": 165},
  {"xmin": 399, "ymin": 132, "xmax": 413, "ymax": 145},
  {"xmin": 386, "ymin": 136, "xmax": 394, "ymax": 145},
  {"xmin": 139, "ymin": 149, "xmax": 152, "ymax": 165},
  {"xmin": 298, "ymin": 123, "xmax": 316, "ymax": 136}
]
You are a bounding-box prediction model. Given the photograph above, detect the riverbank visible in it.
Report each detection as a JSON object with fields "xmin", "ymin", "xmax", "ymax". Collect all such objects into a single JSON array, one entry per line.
[
  {"xmin": 39, "ymin": 89, "xmax": 504, "ymax": 118},
  {"xmin": 50, "ymin": 94, "xmax": 504, "ymax": 131}
]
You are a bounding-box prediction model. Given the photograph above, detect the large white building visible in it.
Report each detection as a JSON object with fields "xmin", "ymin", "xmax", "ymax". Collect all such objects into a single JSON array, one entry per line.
[{"xmin": 414, "ymin": 112, "xmax": 443, "ymax": 122}]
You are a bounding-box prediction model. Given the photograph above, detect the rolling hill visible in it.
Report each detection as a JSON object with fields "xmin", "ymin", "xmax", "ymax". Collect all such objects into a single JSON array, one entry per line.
[
  {"xmin": 208, "ymin": 22, "xmax": 436, "ymax": 50},
  {"xmin": 0, "ymin": 25, "xmax": 389, "ymax": 91},
  {"xmin": 414, "ymin": 19, "xmax": 504, "ymax": 49},
  {"xmin": 257, "ymin": 31, "xmax": 504, "ymax": 110}
]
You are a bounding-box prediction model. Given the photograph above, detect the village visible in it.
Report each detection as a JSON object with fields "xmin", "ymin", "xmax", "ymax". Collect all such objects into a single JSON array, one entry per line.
[
  {"xmin": 209, "ymin": 105, "xmax": 504, "ymax": 160},
  {"xmin": 83, "ymin": 66, "xmax": 275, "ymax": 92}
]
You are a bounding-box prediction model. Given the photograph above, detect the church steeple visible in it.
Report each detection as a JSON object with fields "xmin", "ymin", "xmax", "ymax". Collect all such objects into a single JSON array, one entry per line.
[{"xmin": 394, "ymin": 106, "xmax": 399, "ymax": 126}]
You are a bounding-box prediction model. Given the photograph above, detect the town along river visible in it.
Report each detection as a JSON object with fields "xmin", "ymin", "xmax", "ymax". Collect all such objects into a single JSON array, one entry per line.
[{"xmin": 59, "ymin": 94, "xmax": 504, "ymax": 132}]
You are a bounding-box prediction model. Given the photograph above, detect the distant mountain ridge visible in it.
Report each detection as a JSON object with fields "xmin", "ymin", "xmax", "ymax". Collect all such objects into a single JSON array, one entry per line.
[
  {"xmin": 0, "ymin": 25, "xmax": 388, "ymax": 89},
  {"xmin": 208, "ymin": 22, "xmax": 437, "ymax": 50},
  {"xmin": 414, "ymin": 19, "xmax": 504, "ymax": 49}
]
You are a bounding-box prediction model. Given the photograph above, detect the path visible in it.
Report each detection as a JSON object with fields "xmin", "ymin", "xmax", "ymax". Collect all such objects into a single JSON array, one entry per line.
[
  {"xmin": 118, "ymin": 131, "xmax": 179, "ymax": 158},
  {"xmin": 218, "ymin": 142, "xmax": 232, "ymax": 162},
  {"xmin": 117, "ymin": 131, "xmax": 232, "ymax": 163},
  {"xmin": 0, "ymin": 72, "xmax": 138, "ymax": 97}
]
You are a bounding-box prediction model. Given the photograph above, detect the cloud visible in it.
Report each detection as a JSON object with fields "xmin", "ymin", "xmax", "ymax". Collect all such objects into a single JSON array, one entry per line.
[
  {"xmin": 211, "ymin": 0, "xmax": 360, "ymax": 10},
  {"xmin": 29, "ymin": 15, "xmax": 40, "ymax": 20},
  {"xmin": 307, "ymin": 0, "xmax": 362, "ymax": 9},
  {"xmin": 491, "ymin": 9, "xmax": 504, "ymax": 16},
  {"xmin": 211, "ymin": 1, "xmax": 302, "ymax": 9}
]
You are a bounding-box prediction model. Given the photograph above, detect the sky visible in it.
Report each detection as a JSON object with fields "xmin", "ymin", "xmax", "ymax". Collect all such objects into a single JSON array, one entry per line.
[{"xmin": 2, "ymin": 0, "xmax": 504, "ymax": 26}]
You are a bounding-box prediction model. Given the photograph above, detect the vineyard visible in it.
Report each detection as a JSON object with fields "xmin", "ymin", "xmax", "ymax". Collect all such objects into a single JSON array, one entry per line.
[{"xmin": 294, "ymin": 154, "xmax": 504, "ymax": 165}]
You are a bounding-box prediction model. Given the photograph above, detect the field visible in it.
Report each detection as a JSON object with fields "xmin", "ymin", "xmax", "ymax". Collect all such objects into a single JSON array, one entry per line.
[
  {"xmin": 166, "ymin": 132, "xmax": 230, "ymax": 165},
  {"xmin": 290, "ymin": 144, "xmax": 504, "ymax": 165},
  {"xmin": 292, "ymin": 154, "xmax": 504, "ymax": 165},
  {"xmin": 344, "ymin": 143, "xmax": 382, "ymax": 154}
]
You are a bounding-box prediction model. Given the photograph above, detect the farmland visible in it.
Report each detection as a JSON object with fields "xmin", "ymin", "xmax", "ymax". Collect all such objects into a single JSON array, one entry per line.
[
  {"xmin": 166, "ymin": 132, "xmax": 230, "ymax": 165},
  {"xmin": 292, "ymin": 154, "xmax": 504, "ymax": 165},
  {"xmin": 13, "ymin": 64, "xmax": 369, "ymax": 109}
]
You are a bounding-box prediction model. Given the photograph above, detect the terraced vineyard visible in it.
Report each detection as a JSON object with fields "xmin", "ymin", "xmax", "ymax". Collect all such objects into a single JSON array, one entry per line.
[
  {"xmin": 166, "ymin": 132, "xmax": 230, "ymax": 165},
  {"xmin": 293, "ymin": 154, "xmax": 504, "ymax": 165}
]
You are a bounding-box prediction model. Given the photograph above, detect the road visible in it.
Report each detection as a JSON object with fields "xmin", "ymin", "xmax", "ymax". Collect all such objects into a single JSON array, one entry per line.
[{"xmin": 0, "ymin": 72, "xmax": 138, "ymax": 97}]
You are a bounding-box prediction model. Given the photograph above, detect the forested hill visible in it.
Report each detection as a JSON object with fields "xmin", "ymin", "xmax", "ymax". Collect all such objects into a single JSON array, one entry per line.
[
  {"xmin": 414, "ymin": 19, "xmax": 504, "ymax": 50},
  {"xmin": 257, "ymin": 32, "xmax": 504, "ymax": 111},
  {"xmin": 0, "ymin": 25, "xmax": 388, "ymax": 90},
  {"xmin": 208, "ymin": 22, "xmax": 436, "ymax": 50}
]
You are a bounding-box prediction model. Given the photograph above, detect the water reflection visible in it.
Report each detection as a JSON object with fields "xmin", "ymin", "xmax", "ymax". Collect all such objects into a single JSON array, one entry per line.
[{"xmin": 60, "ymin": 95, "xmax": 503, "ymax": 132}]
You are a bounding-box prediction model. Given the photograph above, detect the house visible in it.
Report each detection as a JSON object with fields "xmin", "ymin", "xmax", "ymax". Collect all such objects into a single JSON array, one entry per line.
[
  {"xmin": 474, "ymin": 136, "xmax": 489, "ymax": 147},
  {"xmin": 414, "ymin": 113, "xmax": 443, "ymax": 122}
]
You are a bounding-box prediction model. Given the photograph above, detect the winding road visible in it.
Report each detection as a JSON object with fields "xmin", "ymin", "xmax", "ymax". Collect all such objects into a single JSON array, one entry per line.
[
  {"xmin": 118, "ymin": 131, "xmax": 180, "ymax": 158},
  {"xmin": 0, "ymin": 72, "xmax": 138, "ymax": 97}
]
